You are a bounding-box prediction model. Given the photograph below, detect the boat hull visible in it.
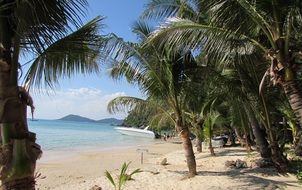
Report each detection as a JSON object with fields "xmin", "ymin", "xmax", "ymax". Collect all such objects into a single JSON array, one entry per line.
[{"xmin": 114, "ymin": 127, "xmax": 155, "ymax": 138}]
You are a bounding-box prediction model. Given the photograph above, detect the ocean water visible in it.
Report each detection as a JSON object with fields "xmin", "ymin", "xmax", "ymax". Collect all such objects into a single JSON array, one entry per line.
[{"xmin": 28, "ymin": 119, "xmax": 155, "ymax": 151}]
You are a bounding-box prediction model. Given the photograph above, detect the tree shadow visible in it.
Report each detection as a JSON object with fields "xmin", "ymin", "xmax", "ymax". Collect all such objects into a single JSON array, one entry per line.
[
  {"xmin": 167, "ymin": 168, "xmax": 300, "ymax": 189},
  {"xmin": 196, "ymin": 148, "xmax": 248, "ymax": 159}
]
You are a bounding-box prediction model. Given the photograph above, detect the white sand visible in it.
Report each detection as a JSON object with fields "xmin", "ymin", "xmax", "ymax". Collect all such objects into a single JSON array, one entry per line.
[{"xmin": 36, "ymin": 141, "xmax": 302, "ymax": 190}]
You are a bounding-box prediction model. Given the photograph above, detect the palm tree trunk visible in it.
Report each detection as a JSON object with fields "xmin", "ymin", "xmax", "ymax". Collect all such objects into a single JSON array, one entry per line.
[
  {"xmin": 0, "ymin": 91, "xmax": 41, "ymax": 190},
  {"xmin": 234, "ymin": 128, "xmax": 245, "ymax": 147},
  {"xmin": 282, "ymin": 80, "xmax": 302, "ymax": 156},
  {"xmin": 196, "ymin": 138, "xmax": 202, "ymax": 153},
  {"xmin": 243, "ymin": 129, "xmax": 252, "ymax": 152},
  {"xmin": 228, "ymin": 130, "xmax": 236, "ymax": 146},
  {"xmin": 246, "ymin": 108, "xmax": 271, "ymax": 159},
  {"xmin": 2, "ymin": 176, "xmax": 36, "ymax": 190},
  {"xmin": 208, "ymin": 139, "xmax": 215, "ymax": 156},
  {"xmin": 176, "ymin": 120, "xmax": 197, "ymax": 177},
  {"xmin": 0, "ymin": 15, "xmax": 41, "ymax": 188}
]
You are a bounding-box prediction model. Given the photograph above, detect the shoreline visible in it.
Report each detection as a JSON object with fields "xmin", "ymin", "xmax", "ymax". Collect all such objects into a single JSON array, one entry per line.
[
  {"xmin": 36, "ymin": 140, "xmax": 182, "ymax": 189},
  {"xmin": 36, "ymin": 142, "xmax": 302, "ymax": 190},
  {"xmin": 38, "ymin": 140, "xmax": 160, "ymax": 163}
]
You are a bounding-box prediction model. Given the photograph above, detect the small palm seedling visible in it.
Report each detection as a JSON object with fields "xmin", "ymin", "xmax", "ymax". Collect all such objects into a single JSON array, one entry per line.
[{"xmin": 105, "ymin": 162, "xmax": 142, "ymax": 190}]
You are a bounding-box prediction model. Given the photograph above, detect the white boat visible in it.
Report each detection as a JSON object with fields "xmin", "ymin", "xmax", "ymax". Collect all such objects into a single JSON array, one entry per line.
[{"xmin": 114, "ymin": 126, "xmax": 155, "ymax": 138}]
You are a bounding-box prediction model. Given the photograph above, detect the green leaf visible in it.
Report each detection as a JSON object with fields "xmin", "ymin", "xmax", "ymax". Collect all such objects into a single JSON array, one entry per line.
[
  {"xmin": 24, "ymin": 16, "xmax": 104, "ymax": 90},
  {"xmin": 104, "ymin": 170, "xmax": 116, "ymax": 188}
]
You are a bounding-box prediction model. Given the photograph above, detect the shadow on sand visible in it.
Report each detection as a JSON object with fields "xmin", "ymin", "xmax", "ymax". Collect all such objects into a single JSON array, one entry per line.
[
  {"xmin": 167, "ymin": 147, "xmax": 301, "ymax": 189},
  {"xmin": 168, "ymin": 168, "xmax": 299, "ymax": 189}
]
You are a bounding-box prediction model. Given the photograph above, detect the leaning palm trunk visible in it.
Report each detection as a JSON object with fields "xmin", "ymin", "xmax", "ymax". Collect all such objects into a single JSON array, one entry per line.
[
  {"xmin": 176, "ymin": 120, "xmax": 196, "ymax": 177},
  {"xmin": 282, "ymin": 79, "xmax": 302, "ymax": 156},
  {"xmin": 270, "ymin": 141, "xmax": 288, "ymax": 173},
  {"xmin": 258, "ymin": 91, "xmax": 288, "ymax": 172},
  {"xmin": 246, "ymin": 108, "xmax": 271, "ymax": 159}
]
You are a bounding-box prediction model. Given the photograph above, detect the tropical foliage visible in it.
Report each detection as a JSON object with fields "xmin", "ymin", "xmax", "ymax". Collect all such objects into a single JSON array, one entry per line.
[
  {"xmin": 0, "ymin": 1, "xmax": 104, "ymax": 189},
  {"xmin": 105, "ymin": 0, "xmax": 302, "ymax": 175},
  {"xmin": 105, "ymin": 162, "xmax": 142, "ymax": 190}
]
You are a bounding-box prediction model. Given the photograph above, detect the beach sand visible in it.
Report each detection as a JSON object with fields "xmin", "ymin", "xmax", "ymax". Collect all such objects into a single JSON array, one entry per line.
[{"xmin": 36, "ymin": 141, "xmax": 302, "ymax": 190}]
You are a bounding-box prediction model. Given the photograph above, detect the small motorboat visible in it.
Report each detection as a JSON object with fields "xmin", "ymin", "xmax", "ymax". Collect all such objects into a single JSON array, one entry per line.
[{"xmin": 114, "ymin": 126, "xmax": 155, "ymax": 138}]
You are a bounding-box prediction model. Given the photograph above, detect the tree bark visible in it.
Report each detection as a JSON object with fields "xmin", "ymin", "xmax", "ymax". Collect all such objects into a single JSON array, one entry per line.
[
  {"xmin": 246, "ymin": 108, "xmax": 271, "ymax": 159},
  {"xmin": 270, "ymin": 141, "xmax": 288, "ymax": 173},
  {"xmin": 208, "ymin": 139, "xmax": 215, "ymax": 156},
  {"xmin": 177, "ymin": 121, "xmax": 197, "ymax": 177},
  {"xmin": 227, "ymin": 130, "xmax": 236, "ymax": 146},
  {"xmin": 282, "ymin": 80, "xmax": 302, "ymax": 156},
  {"xmin": 234, "ymin": 128, "xmax": 245, "ymax": 147},
  {"xmin": 196, "ymin": 138, "xmax": 202, "ymax": 153},
  {"xmin": 2, "ymin": 176, "xmax": 35, "ymax": 190},
  {"xmin": 243, "ymin": 129, "xmax": 253, "ymax": 152},
  {"xmin": 0, "ymin": 34, "xmax": 41, "ymax": 190}
]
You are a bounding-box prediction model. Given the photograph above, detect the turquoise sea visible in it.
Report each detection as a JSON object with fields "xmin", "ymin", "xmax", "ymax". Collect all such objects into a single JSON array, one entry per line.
[{"xmin": 28, "ymin": 119, "xmax": 155, "ymax": 151}]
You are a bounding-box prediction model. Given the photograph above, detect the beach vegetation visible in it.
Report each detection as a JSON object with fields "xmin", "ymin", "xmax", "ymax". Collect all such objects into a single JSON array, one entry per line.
[
  {"xmin": 0, "ymin": 1, "xmax": 104, "ymax": 189},
  {"xmin": 139, "ymin": 0, "xmax": 302, "ymax": 172},
  {"xmin": 105, "ymin": 16, "xmax": 204, "ymax": 176},
  {"xmin": 105, "ymin": 162, "xmax": 142, "ymax": 190}
]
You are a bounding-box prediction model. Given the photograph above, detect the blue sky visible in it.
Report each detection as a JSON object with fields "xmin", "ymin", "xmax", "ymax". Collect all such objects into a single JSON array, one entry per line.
[{"xmin": 29, "ymin": 0, "xmax": 149, "ymax": 120}]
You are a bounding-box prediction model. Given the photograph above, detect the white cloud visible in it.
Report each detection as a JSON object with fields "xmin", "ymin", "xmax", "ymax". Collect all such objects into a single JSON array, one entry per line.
[{"xmin": 28, "ymin": 88, "xmax": 127, "ymax": 120}]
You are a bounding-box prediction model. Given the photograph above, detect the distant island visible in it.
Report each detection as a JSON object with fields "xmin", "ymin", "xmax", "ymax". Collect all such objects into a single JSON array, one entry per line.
[{"xmin": 58, "ymin": 114, "xmax": 123, "ymax": 125}]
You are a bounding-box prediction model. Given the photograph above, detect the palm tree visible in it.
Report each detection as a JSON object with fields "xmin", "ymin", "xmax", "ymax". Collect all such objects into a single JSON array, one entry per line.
[
  {"xmin": 105, "ymin": 20, "xmax": 198, "ymax": 176},
  {"xmin": 147, "ymin": 0, "xmax": 302, "ymax": 156},
  {"xmin": 202, "ymin": 110, "xmax": 222, "ymax": 156},
  {"xmin": 0, "ymin": 1, "xmax": 103, "ymax": 189}
]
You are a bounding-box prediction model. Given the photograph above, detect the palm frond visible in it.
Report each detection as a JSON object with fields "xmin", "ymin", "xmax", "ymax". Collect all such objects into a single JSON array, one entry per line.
[
  {"xmin": 235, "ymin": 0, "xmax": 275, "ymax": 48},
  {"xmin": 104, "ymin": 33, "xmax": 174, "ymax": 99},
  {"xmin": 129, "ymin": 168, "xmax": 143, "ymax": 177},
  {"xmin": 149, "ymin": 17, "xmax": 267, "ymax": 54},
  {"xmin": 14, "ymin": 0, "xmax": 89, "ymax": 54},
  {"xmin": 149, "ymin": 111, "xmax": 175, "ymax": 129},
  {"xmin": 141, "ymin": 0, "xmax": 182, "ymax": 20},
  {"xmin": 104, "ymin": 170, "xmax": 116, "ymax": 188},
  {"xmin": 23, "ymin": 17, "xmax": 104, "ymax": 90},
  {"xmin": 132, "ymin": 20, "xmax": 154, "ymax": 42},
  {"xmin": 107, "ymin": 96, "xmax": 146, "ymax": 114}
]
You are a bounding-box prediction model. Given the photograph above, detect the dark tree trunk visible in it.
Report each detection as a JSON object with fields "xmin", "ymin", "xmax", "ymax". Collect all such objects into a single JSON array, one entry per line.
[
  {"xmin": 282, "ymin": 80, "xmax": 302, "ymax": 156},
  {"xmin": 196, "ymin": 138, "xmax": 202, "ymax": 153},
  {"xmin": 270, "ymin": 141, "xmax": 288, "ymax": 173},
  {"xmin": 0, "ymin": 8, "xmax": 41, "ymax": 189},
  {"xmin": 243, "ymin": 129, "xmax": 253, "ymax": 152},
  {"xmin": 208, "ymin": 139, "xmax": 215, "ymax": 156},
  {"xmin": 177, "ymin": 120, "xmax": 196, "ymax": 177},
  {"xmin": 227, "ymin": 131, "xmax": 236, "ymax": 146},
  {"xmin": 246, "ymin": 108, "xmax": 271, "ymax": 159},
  {"xmin": 2, "ymin": 176, "xmax": 35, "ymax": 190},
  {"xmin": 234, "ymin": 128, "xmax": 245, "ymax": 147}
]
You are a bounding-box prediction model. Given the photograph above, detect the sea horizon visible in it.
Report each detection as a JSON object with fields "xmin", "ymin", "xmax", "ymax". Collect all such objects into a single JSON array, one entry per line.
[{"xmin": 28, "ymin": 119, "xmax": 156, "ymax": 153}]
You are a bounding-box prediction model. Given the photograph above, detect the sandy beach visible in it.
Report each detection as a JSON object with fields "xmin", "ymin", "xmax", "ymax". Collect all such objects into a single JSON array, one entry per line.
[{"xmin": 36, "ymin": 141, "xmax": 302, "ymax": 190}]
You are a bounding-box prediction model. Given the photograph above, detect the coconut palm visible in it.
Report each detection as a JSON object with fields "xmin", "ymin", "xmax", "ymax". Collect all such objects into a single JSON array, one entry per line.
[
  {"xmin": 200, "ymin": 98, "xmax": 224, "ymax": 156},
  {"xmin": 147, "ymin": 0, "xmax": 302, "ymax": 156},
  {"xmin": 0, "ymin": 1, "xmax": 104, "ymax": 189},
  {"xmin": 105, "ymin": 20, "xmax": 198, "ymax": 176}
]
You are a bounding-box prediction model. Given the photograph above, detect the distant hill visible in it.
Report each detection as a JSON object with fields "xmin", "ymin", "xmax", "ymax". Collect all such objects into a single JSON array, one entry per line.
[
  {"xmin": 58, "ymin": 114, "xmax": 123, "ymax": 125},
  {"xmin": 58, "ymin": 114, "xmax": 95, "ymax": 123},
  {"xmin": 96, "ymin": 118, "xmax": 123, "ymax": 125}
]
